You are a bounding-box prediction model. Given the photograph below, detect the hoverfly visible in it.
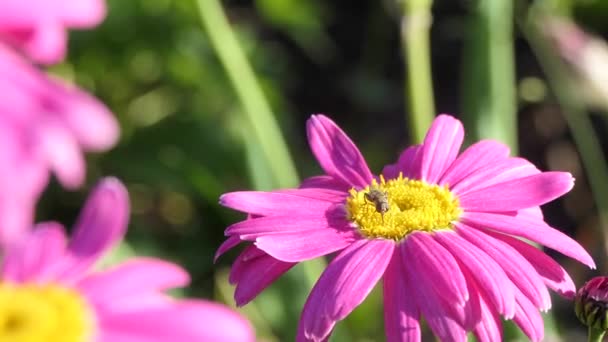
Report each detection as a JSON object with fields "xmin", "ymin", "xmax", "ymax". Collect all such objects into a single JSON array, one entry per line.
[{"xmin": 364, "ymin": 188, "xmax": 390, "ymax": 222}]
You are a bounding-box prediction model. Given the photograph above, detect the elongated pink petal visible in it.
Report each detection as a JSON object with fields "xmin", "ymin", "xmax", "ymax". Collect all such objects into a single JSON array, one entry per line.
[
  {"xmin": 299, "ymin": 175, "xmax": 351, "ymax": 192},
  {"xmin": 297, "ymin": 239, "xmax": 394, "ymax": 341},
  {"xmin": 434, "ymin": 231, "xmax": 515, "ymax": 318},
  {"xmin": 513, "ymin": 287, "xmax": 544, "ymax": 341},
  {"xmin": 39, "ymin": 118, "xmax": 85, "ymax": 188},
  {"xmin": 226, "ymin": 215, "xmax": 348, "ymax": 238},
  {"xmin": 220, "ymin": 190, "xmax": 341, "ymax": 217},
  {"xmin": 402, "ymin": 244, "xmax": 467, "ymax": 342},
  {"xmin": 56, "ymin": 0, "xmax": 107, "ymax": 27},
  {"xmin": 439, "ymin": 140, "xmax": 511, "ymax": 187},
  {"xmin": 459, "ymin": 172, "xmax": 574, "ymax": 211},
  {"xmin": 461, "ymin": 211, "xmax": 595, "ymax": 268},
  {"xmin": 450, "ymin": 157, "xmax": 536, "ymax": 195},
  {"xmin": 1, "ymin": 222, "xmax": 67, "ymax": 282},
  {"xmin": 383, "ymin": 251, "xmax": 421, "ymax": 342},
  {"xmin": 488, "ymin": 231, "xmax": 576, "ymax": 298},
  {"xmin": 518, "ymin": 206, "xmax": 544, "ymax": 220},
  {"xmin": 473, "ymin": 287, "xmax": 502, "ymax": 342},
  {"xmin": 52, "ymin": 178, "xmax": 130, "ymax": 283},
  {"xmin": 418, "ymin": 115, "xmax": 464, "ymax": 183},
  {"xmin": 456, "ymin": 223, "xmax": 551, "ymax": 311},
  {"xmin": 405, "ymin": 232, "xmax": 469, "ymax": 306},
  {"xmin": 98, "ymin": 301, "xmax": 255, "ymax": 342},
  {"xmin": 215, "ymin": 235, "xmax": 242, "ymax": 262},
  {"xmin": 229, "ymin": 245, "xmax": 266, "ymax": 284},
  {"xmin": 230, "ymin": 246, "xmax": 295, "ymax": 306},
  {"xmin": 382, "ymin": 145, "xmax": 420, "ymax": 179},
  {"xmin": 77, "ymin": 258, "xmax": 189, "ymax": 309},
  {"xmin": 21, "ymin": 20, "xmax": 67, "ymax": 64},
  {"xmin": 306, "ymin": 114, "xmax": 373, "ymax": 188},
  {"xmin": 255, "ymin": 228, "xmax": 358, "ymax": 262},
  {"xmin": 54, "ymin": 81, "xmax": 119, "ymax": 151}
]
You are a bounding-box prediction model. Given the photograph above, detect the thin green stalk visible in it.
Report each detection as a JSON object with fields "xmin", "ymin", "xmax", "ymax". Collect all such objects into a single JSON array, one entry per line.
[
  {"xmin": 588, "ymin": 326, "xmax": 606, "ymax": 342},
  {"xmin": 196, "ymin": 0, "xmax": 298, "ymax": 189},
  {"xmin": 197, "ymin": 3, "xmax": 327, "ymax": 334},
  {"xmin": 401, "ymin": 0, "xmax": 435, "ymax": 143},
  {"xmin": 461, "ymin": 0, "xmax": 517, "ymax": 151},
  {"xmin": 522, "ymin": 8, "xmax": 608, "ymax": 259}
]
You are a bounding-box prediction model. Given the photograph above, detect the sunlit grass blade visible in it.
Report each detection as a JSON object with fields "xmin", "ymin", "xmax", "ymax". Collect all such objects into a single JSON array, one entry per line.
[{"xmin": 196, "ymin": 0, "xmax": 298, "ymax": 189}]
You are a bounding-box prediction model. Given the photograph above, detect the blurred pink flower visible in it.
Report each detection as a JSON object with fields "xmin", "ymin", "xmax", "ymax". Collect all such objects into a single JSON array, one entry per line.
[
  {"xmin": 0, "ymin": 0, "xmax": 106, "ymax": 64},
  {"xmin": 218, "ymin": 114, "xmax": 595, "ymax": 342},
  {"xmin": 0, "ymin": 177, "xmax": 256, "ymax": 342},
  {"xmin": 0, "ymin": 43, "xmax": 118, "ymax": 245}
]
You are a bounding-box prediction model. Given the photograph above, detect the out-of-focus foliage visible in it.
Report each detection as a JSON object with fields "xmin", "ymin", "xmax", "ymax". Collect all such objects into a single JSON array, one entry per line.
[{"xmin": 36, "ymin": 0, "xmax": 608, "ymax": 340}]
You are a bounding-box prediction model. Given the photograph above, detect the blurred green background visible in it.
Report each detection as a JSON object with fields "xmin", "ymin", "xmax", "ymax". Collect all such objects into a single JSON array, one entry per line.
[{"xmin": 36, "ymin": 0, "xmax": 608, "ymax": 340}]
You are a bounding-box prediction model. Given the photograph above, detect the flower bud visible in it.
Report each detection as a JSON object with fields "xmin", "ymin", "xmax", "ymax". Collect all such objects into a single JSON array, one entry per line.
[{"xmin": 575, "ymin": 276, "xmax": 608, "ymax": 330}]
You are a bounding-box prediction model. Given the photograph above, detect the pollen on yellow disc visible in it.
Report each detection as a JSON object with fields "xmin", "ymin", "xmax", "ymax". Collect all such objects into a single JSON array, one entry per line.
[
  {"xmin": 0, "ymin": 282, "xmax": 95, "ymax": 342},
  {"xmin": 346, "ymin": 174, "xmax": 462, "ymax": 241}
]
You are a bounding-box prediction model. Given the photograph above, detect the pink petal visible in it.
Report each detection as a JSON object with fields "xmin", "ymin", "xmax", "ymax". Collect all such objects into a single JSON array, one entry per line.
[
  {"xmin": 381, "ymin": 145, "xmax": 420, "ymax": 179},
  {"xmin": 220, "ymin": 190, "xmax": 341, "ymax": 217},
  {"xmin": 214, "ymin": 235, "xmax": 242, "ymax": 262},
  {"xmin": 439, "ymin": 140, "xmax": 511, "ymax": 187},
  {"xmin": 52, "ymin": 178, "xmax": 130, "ymax": 283},
  {"xmin": 77, "ymin": 258, "xmax": 189, "ymax": 311},
  {"xmin": 38, "ymin": 117, "xmax": 86, "ymax": 188},
  {"xmin": 472, "ymin": 287, "xmax": 502, "ymax": 342},
  {"xmin": 1, "ymin": 222, "xmax": 67, "ymax": 282},
  {"xmin": 226, "ymin": 214, "xmax": 347, "ymax": 238},
  {"xmin": 230, "ymin": 246, "xmax": 295, "ymax": 306},
  {"xmin": 434, "ymin": 231, "xmax": 515, "ymax": 318},
  {"xmin": 98, "ymin": 300, "xmax": 255, "ymax": 342},
  {"xmin": 56, "ymin": 0, "xmax": 107, "ymax": 27},
  {"xmin": 418, "ymin": 114, "xmax": 464, "ymax": 183},
  {"xmin": 54, "ymin": 80, "xmax": 119, "ymax": 151},
  {"xmin": 402, "ymin": 244, "xmax": 468, "ymax": 342},
  {"xmin": 306, "ymin": 114, "xmax": 373, "ymax": 188},
  {"xmin": 255, "ymin": 228, "xmax": 358, "ymax": 262},
  {"xmin": 461, "ymin": 211, "xmax": 595, "ymax": 268},
  {"xmin": 456, "ymin": 223, "xmax": 551, "ymax": 311},
  {"xmin": 488, "ymin": 231, "xmax": 576, "ymax": 298},
  {"xmin": 518, "ymin": 206, "xmax": 544, "ymax": 220},
  {"xmin": 299, "ymin": 175, "xmax": 351, "ymax": 192},
  {"xmin": 405, "ymin": 232, "xmax": 469, "ymax": 306},
  {"xmin": 19, "ymin": 20, "xmax": 67, "ymax": 64},
  {"xmin": 458, "ymin": 172, "xmax": 574, "ymax": 211},
  {"xmin": 450, "ymin": 157, "xmax": 538, "ymax": 196},
  {"xmin": 383, "ymin": 251, "xmax": 421, "ymax": 342},
  {"xmin": 297, "ymin": 239, "xmax": 394, "ymax": 341},
  {"xmin": 513, "ymin": 287, "xmax": 544, "ymax": 342}
]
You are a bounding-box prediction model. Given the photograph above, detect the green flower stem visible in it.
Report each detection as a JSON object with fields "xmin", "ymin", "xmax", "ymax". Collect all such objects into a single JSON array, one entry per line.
[
  {"xmin": 461, "ymin": 0, "xmax": 517, "ymax": 151},
  {"xmin": 400, "ymin": 0, "xmax": 435, "ymax": 143},
  {"xmin": 196, "ymin": 0, "xmax": 298, "ymax": 189},
  {"xmin": 522, "ymin": 8, "xmax": 608, "ymax": 252},
  {"xmin": 588, "ymin": 326, "xmax": 606, "ymax": 342},
  {"xmin": 197, "ymin": 0, "xmax": 326, "ymax": 321}
]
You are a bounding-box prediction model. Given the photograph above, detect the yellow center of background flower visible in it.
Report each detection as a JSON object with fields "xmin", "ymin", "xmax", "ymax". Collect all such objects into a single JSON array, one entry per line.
[
  {"xmin": 0, "ymin": 282, "xmax": 94, "ymax": 342},
  {"xmin": 346, "ymin": 174, "xmax": 462, "ymax": 241}
]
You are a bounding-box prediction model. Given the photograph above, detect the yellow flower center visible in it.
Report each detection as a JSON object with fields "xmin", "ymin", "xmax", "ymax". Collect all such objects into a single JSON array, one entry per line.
[
  {"xmin": 346, "ymin": 174, "xmax": 462, "ymax": 241},
  {"xmin": 0, "ymin": 282, "xmax": 95, "ymax": 342}
]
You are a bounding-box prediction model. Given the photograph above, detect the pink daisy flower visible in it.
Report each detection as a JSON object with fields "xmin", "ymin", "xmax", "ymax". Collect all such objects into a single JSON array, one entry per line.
[
  {"xmin": 0, "ymin": 0, "xmax": 106, "ymax": 64},
  {"xmin": 0, "ymin": 43, "xmax": 118, "ymax": 246},
  {"xmin": 0, "ymin": 177, "xmax": 255, "ymax": 342},
  {"xmin": 218, "ymin": 114, "xmax": 595, "ymax": 342}
]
